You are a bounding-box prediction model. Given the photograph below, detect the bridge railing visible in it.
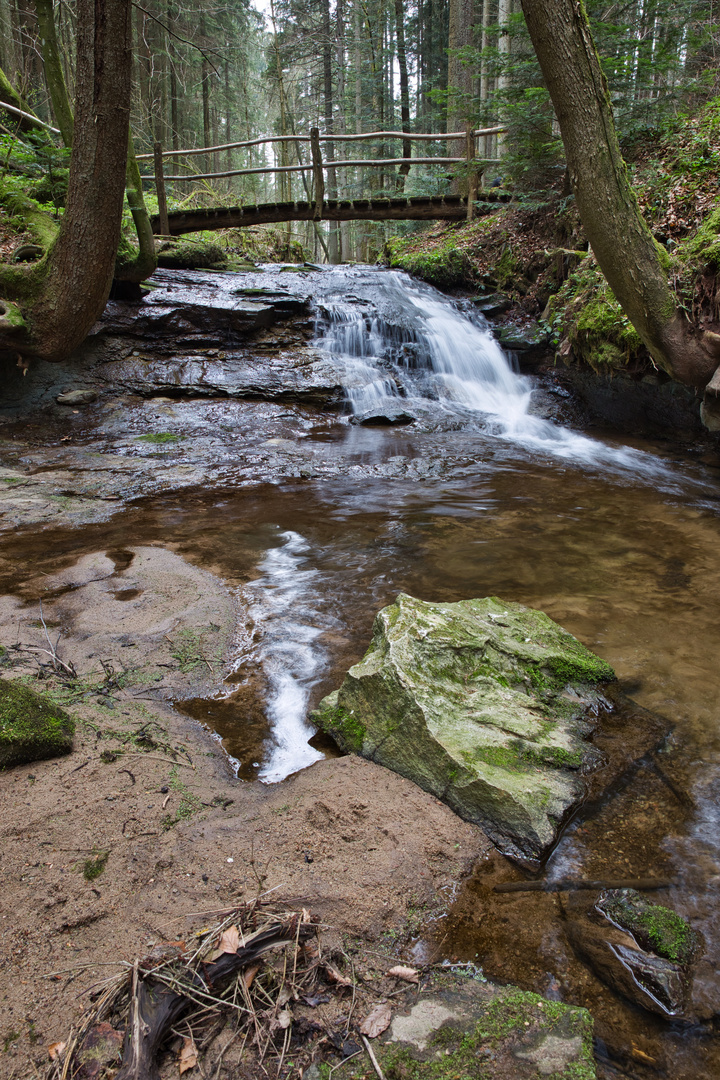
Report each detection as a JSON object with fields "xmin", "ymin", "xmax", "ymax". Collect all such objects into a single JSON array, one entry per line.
[{"xmin": 138, "ymin": 125, "xmax": 506, "ymax": 235}]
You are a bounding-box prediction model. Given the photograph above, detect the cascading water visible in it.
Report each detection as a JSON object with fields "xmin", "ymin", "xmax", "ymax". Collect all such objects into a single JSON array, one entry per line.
[{"xmin": 314, "ymin": 268, "xmax": 681, "ymax": 480}]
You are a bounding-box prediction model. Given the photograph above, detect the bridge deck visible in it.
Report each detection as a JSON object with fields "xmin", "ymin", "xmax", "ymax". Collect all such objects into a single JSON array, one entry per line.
[{"xmin": 152, "ymin": 193, "xmax": 510, "ymax": 235}]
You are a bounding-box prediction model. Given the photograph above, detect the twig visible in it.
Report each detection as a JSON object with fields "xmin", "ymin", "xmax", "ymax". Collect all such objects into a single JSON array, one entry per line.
[
  {"xmin": 70, "ymin": 759, "xmax": 90, "ymax": 773},
  {"xmin": 121, "ymin": 753, "xmax": 195, "ymax": 768},
  {"xmin": 37, "ymin": 600, "xmax": 76, "ymax": 677},
  {"xmin": 328, "ymin": 1050, "xmax": 363, "ymax": 1079},
  {"xmin": 361, "ymin": 1035, "xmax": 385, "ymax": 1080}
]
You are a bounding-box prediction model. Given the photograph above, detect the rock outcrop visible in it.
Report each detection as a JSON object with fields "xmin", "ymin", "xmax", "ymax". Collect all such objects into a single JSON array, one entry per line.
[{"xmin": 311, "ymin": 594, "xmax": 664, "ymax": 867}]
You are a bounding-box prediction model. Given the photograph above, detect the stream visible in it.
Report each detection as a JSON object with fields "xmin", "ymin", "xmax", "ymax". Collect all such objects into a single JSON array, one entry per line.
[{"xmin": 3, "ymin": 265, "xmax": 720, "ymax": 1077}]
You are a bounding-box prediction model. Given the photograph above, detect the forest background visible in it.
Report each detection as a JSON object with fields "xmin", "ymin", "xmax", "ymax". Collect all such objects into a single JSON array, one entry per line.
[{"xmin": 2, "ymin": 0, "xmax": 720, "ymax": 406}]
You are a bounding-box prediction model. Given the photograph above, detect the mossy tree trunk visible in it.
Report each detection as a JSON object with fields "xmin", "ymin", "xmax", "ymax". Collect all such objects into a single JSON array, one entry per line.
[
  {"xmin": 0, "ymin": 0, "xmax": 132, "ymax": 362},
  {"xmin": 34, "ymin": 0, "xmax": 74, "ymax": 146},
  {"xmin": 0, "ymin": 65, "xmax": 46, "ymax": 134},
  {"xmin": 521, "ymin": 0, "xmax": 720, "ymax": 389},
  {"xmin": 118, "ymin": 135, "xmax": 157, "ymax": 284},
  {"xmin": 33, "ymin": 0, "xmax": 155, "ymax": 286}
]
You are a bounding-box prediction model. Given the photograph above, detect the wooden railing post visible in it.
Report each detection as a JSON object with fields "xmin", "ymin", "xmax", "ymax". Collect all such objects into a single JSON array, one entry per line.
[
  {"xmin": 310, "ymin": 127, "xmax": 324, "ymax": 221},
  {"xmin": 466, "ymin": 122, "xmax": 478, "ymax": 222},
  {"xmin": 154, "ymin": 141, "xmax": 170, "ymax": 236}
]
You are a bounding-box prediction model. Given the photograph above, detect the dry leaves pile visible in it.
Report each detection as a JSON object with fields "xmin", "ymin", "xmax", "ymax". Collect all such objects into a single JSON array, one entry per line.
[{"xmin": 45, "ymin": 900, "xmax": 421, "ymax": 1080}]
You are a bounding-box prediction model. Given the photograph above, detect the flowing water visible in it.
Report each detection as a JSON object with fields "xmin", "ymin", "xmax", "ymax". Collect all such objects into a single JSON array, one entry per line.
[{"xmin": 2, "ymin": 266, "xmax": 720, "ymax": 1077}]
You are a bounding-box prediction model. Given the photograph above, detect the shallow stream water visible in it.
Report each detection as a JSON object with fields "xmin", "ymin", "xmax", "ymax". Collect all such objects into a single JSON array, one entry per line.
[{"xmin": 2, "ymin": 266, "xmax": 720, "ymax": 1077}]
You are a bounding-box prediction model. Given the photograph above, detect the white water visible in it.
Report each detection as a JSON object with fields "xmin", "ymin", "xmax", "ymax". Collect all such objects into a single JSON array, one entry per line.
[
  {"xmin": 241, "ymin": 530, "xmax": 326, "ymax": 782},
  {"xmin": 316, "ymin": 270, "xmax": 682, "ymax": 483}
]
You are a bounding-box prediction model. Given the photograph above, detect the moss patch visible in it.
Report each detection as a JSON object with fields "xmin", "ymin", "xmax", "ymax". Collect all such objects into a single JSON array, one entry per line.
[
  {"xmin": 83, "ymin": 850, "xmax": 109, "ymax": 881},
  {"xmin": 384, "ymin": 236, "xmax": 474, "ymax": 290},
  {"xmin": 0, "ymin": 677, "xmax": 74, "ymax": 768},
  {"xmin": 598, "ymin": 889, "xmax": 701, "ymax": 965},
  {"xmin": 156, "ymin": 238, "xmax": 228, "ymax": 271},
  {"xmin": 546, "ymin": 257, "xmax": 644, "ymax": 372},
  {"xmin": 379, "ymin": 988, "xmax": 594, "ymax": 1080},
  {"xmin": 136, "ymin": 432, "xmax": 183, "ymax": 444}
]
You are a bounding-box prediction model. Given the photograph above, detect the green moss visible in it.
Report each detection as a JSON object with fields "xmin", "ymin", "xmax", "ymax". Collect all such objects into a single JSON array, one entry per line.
[
  {"xmin": 0, "ymin": 191, "xmax": 59, "ymax": 250},
  {"xmin": 312, "ymin": 695, "xmax": 366, "ymax": 752},
  {"xmin": 494, "ymin": 245, "xmax": 518, "ymax": 289},
  {"xmin": 0, "ymin": 677, "xmax": 74, "ymax": 768},
  {"xmin": 547, "ymin": 258, "xmax": 644, "ymax": 371},
  {"xmin": 384, "ymin": 237, "xmax": 473, "ymax": 290},
  {"xmin": 599, "ymin": 889, "xmax": 701, "ymax": 965},
  {"xmin": 156, "ymin": 238, "xmax": 228, "ymax": 270},
  {"xmin": 137, "ymin": 432, "xmax": 183, "ymax": 444},
  {"xmin": 83, "ymin": 850, "xmax": 108, "ymax": 881},
  {"xmin": 676, "ymin": 207, "xmax": 720, "ymax": 270},
  {"xmin": 378, "ymin": 988, "xmax": 594, "ymax": 1080}
]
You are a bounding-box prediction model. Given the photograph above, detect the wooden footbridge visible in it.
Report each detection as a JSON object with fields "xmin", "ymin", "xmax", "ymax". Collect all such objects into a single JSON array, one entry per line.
[
  {"xmin": 140, "ymin": 125, "xmax": 509, "ymax": 235},
  {"xmin": 150, "ymin": 192, "xmax": 510, "ymax": 236}
]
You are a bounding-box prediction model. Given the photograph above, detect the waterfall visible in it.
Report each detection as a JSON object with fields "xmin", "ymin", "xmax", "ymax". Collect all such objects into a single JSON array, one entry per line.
[{"xmin": 314, "ymin": 269, "xmax": 680, "ymax": 481}]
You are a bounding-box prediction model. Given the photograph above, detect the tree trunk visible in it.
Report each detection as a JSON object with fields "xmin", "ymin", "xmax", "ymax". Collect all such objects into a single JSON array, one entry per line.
[
  {"xmin": 0, "ymin": 0, "xmax": 132, "ymax": 362},
  {"xmin": 520, "ymin": 0, "xmax": 720, "ymax": 388},
  {"xmin": 117, "ymin": 133, "xmax": 157, "ymax": 284},
  {"xmin": 446, "ymin": 0, "xmax": 473, "ymax": 156},
  {"xmin": 322, "ymin": 0, "xmax": 340, "ymax": 262},
  {"xmin": 394, "ymin": 0, "xmax": 412, "ymax": 192},
  {"xmin": 496, "ymin": 0, "xmax": 511, "ymax": 159},
  {"xmin": 34, "ymin": 0, "xmax": 73, "ymax": 145}
]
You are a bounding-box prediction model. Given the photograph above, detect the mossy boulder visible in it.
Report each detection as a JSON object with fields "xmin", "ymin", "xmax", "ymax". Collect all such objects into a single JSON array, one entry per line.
[
  {"xmin": 311, "ymin": 594, "xmax": 616, "ymax": 867},
  {"xmin": 156, "ymin": 239, "xmax": 228, "ymax": 271},
  {"xmin": 0, "ymin": 678, "xmax": 75, "ymax": 768}
]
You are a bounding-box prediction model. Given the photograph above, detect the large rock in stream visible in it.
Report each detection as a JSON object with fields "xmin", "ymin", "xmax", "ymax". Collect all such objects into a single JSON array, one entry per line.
[{"xmin": 311, "ymin": 594, "xmax": 667, "ymax": 867}]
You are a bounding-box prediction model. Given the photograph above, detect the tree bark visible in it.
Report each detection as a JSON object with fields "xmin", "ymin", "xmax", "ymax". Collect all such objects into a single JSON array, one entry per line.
[
  {"xmin": 520, "ymin": 0, "xmax": 720, "ymax": 388},
  {"xmin": 34, "ymin": 0, "xmax": 73, "ymax": 145},
  {"xmin": 0, "ymin": 0, "xmax": 132, "ymax": 361},
  {"xmin": 322, "ymin": 0, "xmax": 340, "ymax": 262},
  {"xmin": 394, "ymin": 0, "xmax": 412, "ymax": 192},
  {"xmin": 446, "ymin": 0, "xmax": 473, "ymax": 156}
]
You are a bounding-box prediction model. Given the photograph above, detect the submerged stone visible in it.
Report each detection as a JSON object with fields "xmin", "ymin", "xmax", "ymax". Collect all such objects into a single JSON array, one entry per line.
[
  {"xmin": 311, "ymin": 594, "xmax": 620, "ymax": 867},
  {"xmin": 566, "ymin": 918, "xmax": 689, "ymax": 1018},
  {"xmin": 0, "ymin": 678, "xmax": 74, "ymax": 768},
  {"xmin": 596, "ymin": 888, "xmax": 702, "ymax": 966}
]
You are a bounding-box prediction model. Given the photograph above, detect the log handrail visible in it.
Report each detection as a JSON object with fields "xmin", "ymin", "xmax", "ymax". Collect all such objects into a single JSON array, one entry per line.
[
  {"xmin": 152, "ymin": 156, "xmax": 503, "ymax": 183},
  {"xmin": 136, "ymin": 125, "xmax": 507, "ymax": 161}
]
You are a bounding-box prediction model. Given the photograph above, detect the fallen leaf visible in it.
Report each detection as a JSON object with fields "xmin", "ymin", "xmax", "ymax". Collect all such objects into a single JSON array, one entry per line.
[
  {"xmin": 179, "ymin": 1035, "xmax": 198, "ymax": 1074},
  {"xmin": 243, "ymin": 963, "xmax": 261, "ymax": 989},
  {"xmin": 278, "ymin": 1009, "xmax": 292, "ymax": 1029},
  {"xmin": 387, "ymin": 965, "xmax": 419, "ymax": 983},
  {"xmin": 278, "ymin": 983, "xmax": 293, "ymax": 1006},
  {"xmin": 324, "ymin": 963, "xmax": 352, "ymax": 986},
  {"xmin": 48, "ymin": 1042, "xmax": 66, "ymax": 1061},
  {"xmin": 360, "ymin": 1002, "xmax": 392, "ymax": 1038},
  {"xmin": 218, "ymin": 925, "xmax": 240, "ymax": 953}
]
